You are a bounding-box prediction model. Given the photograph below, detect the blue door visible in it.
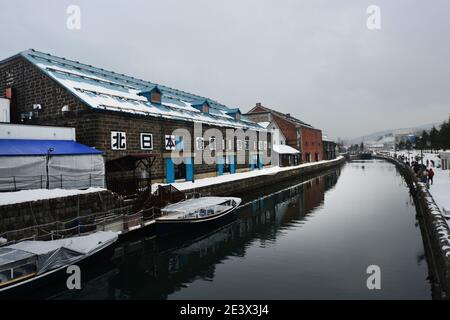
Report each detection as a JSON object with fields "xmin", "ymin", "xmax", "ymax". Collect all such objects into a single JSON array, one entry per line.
[
  {"xmin": 218, "ymin": 157, "xmax": 224, "ymax": 176},
  {"xmin": 229, "ymin": 156, "xmax": 236, "ymax": 174},
  {"xmin": 258, "ymin": 155, "xmax": 263, "ymax": 170},
  {"xmin": 251, "ymin": 156, "xmax": 255, "ymax": 171},
  {"xmin": 165, "ymin": 158, "xmax": 175, "ymax": 183},
  {"xmin": 186, "ymin": 157, "xmax": 194, "ymax": 181}
]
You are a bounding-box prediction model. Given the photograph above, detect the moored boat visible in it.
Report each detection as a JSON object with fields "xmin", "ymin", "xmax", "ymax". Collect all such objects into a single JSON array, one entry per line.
[
  {"xmin": 0, "ymin": 231, "xmax": 118, "ymax": 297},
  {"xmin": 155, "ymin": 197, "xmax": 242, "ymax": 235}
]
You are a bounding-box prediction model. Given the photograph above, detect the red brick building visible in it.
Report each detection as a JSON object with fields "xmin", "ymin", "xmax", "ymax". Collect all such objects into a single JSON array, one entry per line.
[{"xmin": 245, "ymin": 103, "xmax": 323, "ymax": 162}]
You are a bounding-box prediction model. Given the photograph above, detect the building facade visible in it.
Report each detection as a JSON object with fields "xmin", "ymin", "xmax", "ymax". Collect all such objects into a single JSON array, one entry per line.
[
  {"xmin": 259, "ymin": 120, "xmax": 300, "ymax": 167},
  {"xmin": 245, "ymin": 103, "xmax": 323, "ymax": 162},
  {"xmin": 322, "ymin": 136, "xmax": 337, "ymax": 160},
  {"xmin": 0, "ymin": 50, "xmax": 271, "ymax": 186}
]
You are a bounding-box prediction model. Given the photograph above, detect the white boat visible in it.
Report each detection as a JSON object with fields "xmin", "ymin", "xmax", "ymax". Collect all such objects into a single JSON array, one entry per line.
[
  {"xmin": 0, "ymin": 231, "xmax": 118, "ymax": 296},
  {"xmin": 155, "ymin": 197, "xmax": 242, "ymax": 234}
]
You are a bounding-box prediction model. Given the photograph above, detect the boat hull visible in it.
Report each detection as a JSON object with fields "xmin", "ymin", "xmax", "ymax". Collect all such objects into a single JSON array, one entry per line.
[
  {"xmin": 155, "ymin": 205, "xmax": 239, "ymax": 236},
  {"xmin": 0, "ymin": 241, "xmax": 116, "ymax": 299}
]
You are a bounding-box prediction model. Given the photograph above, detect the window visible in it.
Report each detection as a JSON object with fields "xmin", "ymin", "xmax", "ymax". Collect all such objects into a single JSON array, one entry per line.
[
  {"xmin": 175, "ymin": 136, "xmax": 184, "ymax": 151},
  {"xmin": 209, "ymin": 137, "xmax": 216, "ymax": 150},
  {"xmin": 244, "ymin": 139, "xmax": 250, "ymax": 151},
  {"xmin": 237, "ymin": 140, "xmax": 243, "ymax": 151},
  {"xmin": 140, "ymin": 133, "xmax": 153, "ymax": 150},
  {"xmin": 151, "ymin": 91, "xmax": 161, "ymax": 104}
]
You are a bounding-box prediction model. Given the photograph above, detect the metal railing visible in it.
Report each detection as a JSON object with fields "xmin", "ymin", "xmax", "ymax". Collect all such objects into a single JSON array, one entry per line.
[
  {"xmin": 0, "ymin": 174, "xmax": 105, "ymax": 192},
  {"xmin": 0, "ymin": 204, "xmax": 164, "ymax": 246}
]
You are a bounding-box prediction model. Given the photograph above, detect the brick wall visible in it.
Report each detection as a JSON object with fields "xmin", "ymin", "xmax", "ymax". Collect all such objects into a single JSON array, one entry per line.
[
  {"xmin": 0, "ymin": 55, "xmax": 267, "ymax": 182},
  {"xmin": 0, "ymin": 190, "xmax": 126, "ymax": 240},
  {"xmin": 301, "ymin": 126, "xmax": 323, "ymax": 162}
]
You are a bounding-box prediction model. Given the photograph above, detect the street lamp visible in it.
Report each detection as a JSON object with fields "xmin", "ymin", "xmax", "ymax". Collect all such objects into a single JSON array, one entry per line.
[{"xmin": 46, "ymin": 147, "xmax": 54, "ymax": 189}]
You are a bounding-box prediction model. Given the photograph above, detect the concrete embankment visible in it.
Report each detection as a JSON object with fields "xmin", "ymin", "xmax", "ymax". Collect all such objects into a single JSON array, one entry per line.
[
  {"xmin": 182, "ymin": 156, "xmax": 346, "ymax": 197},
  {"xmin": 375, "ymin": 155, "xmax": 450, "ymax": 299}
]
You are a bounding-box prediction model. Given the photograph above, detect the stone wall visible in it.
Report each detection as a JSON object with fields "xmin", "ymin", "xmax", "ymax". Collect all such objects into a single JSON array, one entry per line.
[
  {"xmin": 182, "ymin": 157, "xmax": 345, "ymax": 197},
  {"xmin": 375, "ymin": 155, "xmax": 450, "ymax": 299},
  {"xmin": 0, "ymin": 190, "xmax": 127, "ymax": 242}
]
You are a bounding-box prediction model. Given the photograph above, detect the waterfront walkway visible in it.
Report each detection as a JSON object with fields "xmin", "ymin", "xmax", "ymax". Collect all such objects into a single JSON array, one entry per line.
[
  {"xmin": 152, "ymin": 156, "xmax": 344, "ymax": 192},
  {"xmin": 392, "ymin": 150, "xmax": 450, "ymax": 217}
]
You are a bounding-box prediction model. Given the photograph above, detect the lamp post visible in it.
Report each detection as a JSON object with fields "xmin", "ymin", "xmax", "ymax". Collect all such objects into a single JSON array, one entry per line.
[{"xmin": 46, "ymin": 147, "xmax": 54, "ymax": 189}]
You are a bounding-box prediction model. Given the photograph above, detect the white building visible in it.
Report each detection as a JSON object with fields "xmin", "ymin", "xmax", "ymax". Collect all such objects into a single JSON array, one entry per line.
[
  {"xmin": 440, "ymin": 151, "xmax": 450, "ymax": 170},
  {"xmin": 259, "ymin": 121, "xmax": 300, "ymax": 167}
]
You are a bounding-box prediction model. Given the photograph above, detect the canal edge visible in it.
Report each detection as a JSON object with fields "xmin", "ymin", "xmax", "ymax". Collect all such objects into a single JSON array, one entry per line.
[{"xmin": 375, "ymin": 155, "xmax": 450, "ymax": 299}]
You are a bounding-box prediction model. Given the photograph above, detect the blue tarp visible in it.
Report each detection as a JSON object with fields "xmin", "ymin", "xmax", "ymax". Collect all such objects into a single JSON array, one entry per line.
[{"xmin": 0, "ymin": 139, "xmax": 103, "ymax": 156}]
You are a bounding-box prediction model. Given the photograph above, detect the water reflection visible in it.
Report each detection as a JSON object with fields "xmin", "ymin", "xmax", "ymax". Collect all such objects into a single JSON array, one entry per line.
[
  {"xmin": 47, "ymin": 169, "xmax": 341, "ymax": 300},
  {"xmin": 39, "ymin": 161, "xmax": 431, "ymax": 300}
]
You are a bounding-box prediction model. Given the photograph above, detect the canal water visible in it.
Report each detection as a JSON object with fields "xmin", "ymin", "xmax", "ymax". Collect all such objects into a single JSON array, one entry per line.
[{"xmin": 38, "ymin": 160, "xmax": 432, "ymax": 299}]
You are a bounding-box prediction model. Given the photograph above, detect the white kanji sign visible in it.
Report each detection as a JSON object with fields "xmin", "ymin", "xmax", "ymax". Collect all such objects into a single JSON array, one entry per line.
[
  {"xmin": 196, "ymin": 137, "xmax": 204, "ymax": 150},
  {"xmin": 111, "ymin": 131, "xmax": 126, "ymax": 150},
  {"xmin": 165, "ymin": 135, "xmax": 176, "ymax": 150},
  {"xmin": 140, "ymin": 133, "xmax": 153, "ymax": 150}
]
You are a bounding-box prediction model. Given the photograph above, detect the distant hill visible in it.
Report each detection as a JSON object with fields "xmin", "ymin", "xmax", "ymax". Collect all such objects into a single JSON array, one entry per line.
[{"xmin": 348, "ymin": 122, "xmax": 441, "ymax": 145}]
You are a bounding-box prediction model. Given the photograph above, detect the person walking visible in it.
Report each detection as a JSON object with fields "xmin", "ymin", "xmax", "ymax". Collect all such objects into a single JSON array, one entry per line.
[{"xmin": 428, "ymin": 168, "xmax": 435, "ymax": 185}]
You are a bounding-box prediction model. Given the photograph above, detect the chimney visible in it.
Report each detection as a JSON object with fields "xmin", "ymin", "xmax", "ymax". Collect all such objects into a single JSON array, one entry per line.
[
  {"xmin": 5, "ymin": 87, "xmax": 17, "ymax": 123},
  {"xmin": 5, "ymin": 88, "xmax": 13, "ymax": 99},
  {"xmin": 256, "ymin": 102, "xmax": 261, "ymax": 107}
]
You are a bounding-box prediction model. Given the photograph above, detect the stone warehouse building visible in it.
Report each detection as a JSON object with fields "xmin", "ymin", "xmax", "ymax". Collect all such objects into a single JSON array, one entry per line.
[
  {"xmin": 245, "ymin": 103, "xmax": 323, "ymax": 163},
  {"xmin": 0, "ymin": 49, "xmax": 271, "ymax": 188}
]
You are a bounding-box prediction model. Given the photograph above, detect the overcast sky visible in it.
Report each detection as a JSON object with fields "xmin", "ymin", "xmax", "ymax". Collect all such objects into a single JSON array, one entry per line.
[{"xmin": 1, "ymin": 0, "xmax": 449, "ymax": 139}]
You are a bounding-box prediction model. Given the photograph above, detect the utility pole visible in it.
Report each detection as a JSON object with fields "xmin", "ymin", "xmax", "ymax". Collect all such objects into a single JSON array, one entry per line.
[{"xmin": 46, "ymin": 147, "xmax": 54, "ymax": 189}]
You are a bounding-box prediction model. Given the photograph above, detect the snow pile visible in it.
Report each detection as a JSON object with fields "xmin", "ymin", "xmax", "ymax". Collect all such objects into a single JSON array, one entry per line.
[
  {"xmin": 429, "ymin": 169, "xmax": 450, "ymax": 216},
  {"xmin": 0, "ymin": 188, "xmax": 106, "ymax": 206}
]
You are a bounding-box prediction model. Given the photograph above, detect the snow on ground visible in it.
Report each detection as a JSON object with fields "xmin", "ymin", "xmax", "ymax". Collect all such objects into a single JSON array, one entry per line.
[
  {"xmin": 430, "ymin": 169, "xmax": 450, "ymax": 214},
  {"xmin": 393, "ymin": 150, "xmax": 450, "ymax": 216},
  {"xmin": 0, "ymin": 188, "xmax": 106, "ymax": 206},
  {"xmin": 152, "ymin": 156, "xmax": 344, "ymax": 192}
]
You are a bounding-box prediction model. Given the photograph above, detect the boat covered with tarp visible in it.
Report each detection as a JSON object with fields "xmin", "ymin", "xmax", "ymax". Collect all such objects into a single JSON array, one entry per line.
[
  {"xmin": 0, "ymin": 231, "xmax": 118, "ymax": 294},
  {"xmin": 155, "ymin": 197, "xmax": 241, "ymax": 234}
]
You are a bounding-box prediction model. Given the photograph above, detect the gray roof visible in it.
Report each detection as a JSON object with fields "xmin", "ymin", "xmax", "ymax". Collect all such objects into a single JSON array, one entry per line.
[
  {"xmin": 246, "ymin": 105, "xmax": 317, "ymax": 130},
  {"xmin": 15, "ymin": 49, "xmax": 264, "ymax": 131}
]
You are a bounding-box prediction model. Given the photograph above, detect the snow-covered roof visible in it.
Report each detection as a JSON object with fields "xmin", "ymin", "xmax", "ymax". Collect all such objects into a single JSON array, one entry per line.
[
  {"xmin": 258, "ymin": 122, "xmax": 270, "ymax": 128},
  {"xmin": 273, "ymin": 144, "xmax": 300, "ymax": 154},
  {"xmin": 247, "ymin": 104, "xmax": 316, "ymax": 129},
  {"xmin": 161, "ymin": 196, "xmax": 239, "ymax": 214},
  {"xmin": 18, "ymin": 49, "xmax": 264, "ymax": 131},
  {"xmin": 322, "ymin": 135, "xmax": 335, "ymax": 143}
]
